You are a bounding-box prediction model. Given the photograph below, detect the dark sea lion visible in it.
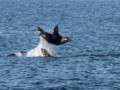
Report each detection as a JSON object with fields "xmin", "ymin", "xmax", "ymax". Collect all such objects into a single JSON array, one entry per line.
[
  {"xmin": 37, "ymin": 25, "xmax": 71, "ymax": 45},
  {"xmin": 41, "ymin": 48, "xmax": 51, "ymax": 57}
]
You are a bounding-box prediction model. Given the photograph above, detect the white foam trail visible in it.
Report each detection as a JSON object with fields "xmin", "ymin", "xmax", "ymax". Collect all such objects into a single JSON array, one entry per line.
[
  {"xmin": 11, "ymin": 36, "xmax": 58, "ymax": 57},
  {"xmin": 26, "ymin": 36, "xmax": 58, "ymax": 57},
  {"xmin": 14, "ymin": 51, "xmax": 22, "ymax": 57}
]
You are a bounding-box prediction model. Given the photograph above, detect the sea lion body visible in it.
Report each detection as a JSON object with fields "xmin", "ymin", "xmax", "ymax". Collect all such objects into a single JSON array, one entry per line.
[{"xmin": 37, "ymin": 25, "xmax": 71, "ymax": 45}]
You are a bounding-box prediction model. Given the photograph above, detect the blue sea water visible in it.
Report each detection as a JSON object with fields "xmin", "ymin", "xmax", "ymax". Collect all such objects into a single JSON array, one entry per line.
[{"xmin": 0, "ymin": 0, "xmax": 120, "ymax": 90}]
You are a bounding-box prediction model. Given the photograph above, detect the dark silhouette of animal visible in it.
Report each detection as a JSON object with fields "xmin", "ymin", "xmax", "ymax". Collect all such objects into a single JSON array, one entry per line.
[
  {"xmin": 37, "ymin": 25, "xmax": 71, "ymax": 45},
  {"xmin": 41, "ymin": 48, "xmax": 51, "ymax": 57}
]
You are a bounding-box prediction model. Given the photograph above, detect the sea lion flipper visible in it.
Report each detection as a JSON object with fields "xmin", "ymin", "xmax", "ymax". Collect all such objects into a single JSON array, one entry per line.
[
  {"xmin": 37, "ymin": 27, "xmax": 44, "ymax": 33},
  {"xmin": 53, "ymin": 25, "xmax": 59, "ymax": 34}
]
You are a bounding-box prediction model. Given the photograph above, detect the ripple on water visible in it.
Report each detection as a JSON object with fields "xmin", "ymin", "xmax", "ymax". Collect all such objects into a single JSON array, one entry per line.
[{"xmin": 0, "ymin": 0, "xmax": 120, "ymax": 90}]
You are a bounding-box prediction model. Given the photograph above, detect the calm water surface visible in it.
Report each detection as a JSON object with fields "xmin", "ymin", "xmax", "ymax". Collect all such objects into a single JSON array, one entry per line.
[{"xmin": 0, "ymin": 0, "xmax": 120, "ymax": 90}]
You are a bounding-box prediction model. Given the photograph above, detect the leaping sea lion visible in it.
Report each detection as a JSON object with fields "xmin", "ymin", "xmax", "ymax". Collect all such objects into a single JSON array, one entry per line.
[{"xmin": 37, "ymin": 25, "xmax": 71, "ymax": 45}]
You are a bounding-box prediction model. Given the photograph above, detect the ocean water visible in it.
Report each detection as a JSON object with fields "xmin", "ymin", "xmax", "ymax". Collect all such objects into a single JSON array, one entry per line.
[{"xmin": 0, "ymin": 0, "xmax": 120, "ymax": 90}]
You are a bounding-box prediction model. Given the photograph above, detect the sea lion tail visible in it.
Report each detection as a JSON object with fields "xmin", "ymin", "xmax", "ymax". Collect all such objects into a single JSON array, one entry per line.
[{"xmin": 37, "ymin": 27, "xmax": 44, "ymax": 33}]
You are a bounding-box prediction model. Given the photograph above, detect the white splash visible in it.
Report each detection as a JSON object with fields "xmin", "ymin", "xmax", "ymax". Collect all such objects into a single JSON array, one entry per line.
[
  {"xmin": 26, "ymin": 36, "xmax": 58, "ymax": 57},
  {"xmin": 14, "ymin": 51, "xmax": 22, "ymax": 57},
  {"xmin": 11, "ymin": 36, "xmax": 58, "ymax": 57}
]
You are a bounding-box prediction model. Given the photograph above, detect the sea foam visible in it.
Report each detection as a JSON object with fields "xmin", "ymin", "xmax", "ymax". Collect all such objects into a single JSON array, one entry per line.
[{"xmin": 26, "ymin": 36, "xmax": 57, "ymax": 57}]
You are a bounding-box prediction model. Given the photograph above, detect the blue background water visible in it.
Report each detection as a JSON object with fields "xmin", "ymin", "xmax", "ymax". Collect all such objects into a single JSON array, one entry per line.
[{"xmin": 0, "ymin": 0, "xmax": 120, "ymax": 90}]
